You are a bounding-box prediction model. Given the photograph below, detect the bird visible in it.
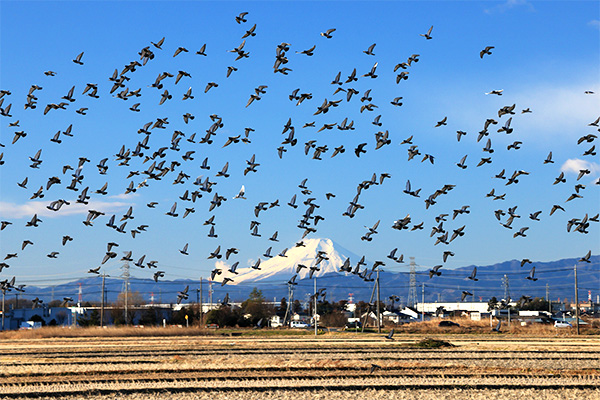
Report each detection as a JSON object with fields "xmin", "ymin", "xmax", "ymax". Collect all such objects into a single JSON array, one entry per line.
[
  {"xmin": 579, "ymin": 250, "xmax": 591, "ymax": 263},
  {"xmin": 461, "ymin": 291, "xmax": 473, "ymax": 302},
  {"xmin": 429, "ymin": 265, "xmax": 442, "ymax": 278},
  {"xmin": 384, "ymin": 328, "xmax": 394, "ymax": 340},
  {"xmin": 320, "ymin": 28, "xmax": 336, "ymax": 38},
  {"xmin": 196, "ymin": 43, "xmax": 207, "ymax": 56},
  {"xmin": 467, "ymin": 267, "xmax": 478, "ymax": 281},
  {"xmin": 492, "ymin": 320, "xmax": 501, "ymax": 332},
  {"xmin": 526, "ymin": 266, "xmax": 538, "ymax": 281},
  {"xmin": 297, "ymin": 45, "xmax": 316, "ymax": 56},
  {"xmin": 72, "ymin": 52, "xmax": 84, "ymax": 65},
  {"xmin": 153, "ymin": 271, "xmax": 165, "ymax": 282},
  {"xmin": 177, "ymin": 286, "xmax": 189, "ymax": 304},
  {"xmin": 235, "ymin": 12, "xmax": 248, "ymax": 23},
  {"xmin": 173, "ymin": 47, "xmax": 189, "ymax": 57},
  {"xmin": 363, "ymin": 43, "xmax": 376, "ymax": 56},
  {"xmin": 435, "ymin": 117, "xmax": 447, "ymax": 127},
  {"xmin": 151, "ymin": 37, "xmax": 165, "ymax": 49},
  {"xmin": 480, "ymin": 46, "xmax": 494, "ymax": 58},
  {"xmin": 88, "ymin": 266, "xmax": 101, "ymax": 274},
  {"xmin": 420, "ymin": 25, "xmax": 433, "ymax": 39},
  {"xmin": 486, "ymin": 89, "xmax": 503, "ymax": 96},
  {"xmin": 180, "ymin": 243, "xmax": 189, "ymax": 255}
]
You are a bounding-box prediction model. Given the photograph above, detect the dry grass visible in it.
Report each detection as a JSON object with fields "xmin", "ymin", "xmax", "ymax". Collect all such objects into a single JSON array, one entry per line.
[
  {"xmin": 1, "ymin": 318, "xmax": 596, "ymax": 340},
  {"xmin": 1, "ymin": 335, "xmax": 598, "ymax": 399},
  {"xmin": 30, "ymin": 388, "xmax": 600, "ymax": 400},
  {"xmin": 0, "ymin": 326, "xmax": 215, "ymax": 340},
  {"xmin": 391, "ymin": 318, "xmax": 599, "ymax": 336}
]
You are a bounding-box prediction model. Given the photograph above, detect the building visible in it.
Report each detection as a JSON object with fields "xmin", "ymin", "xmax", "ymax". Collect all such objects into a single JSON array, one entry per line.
[
  {"xmin": 417, "ymin": 302, "xmax": 491, "ymax": 314},
  {"xmin": 1, "ymin": 305, "xmax": 81, "ymax": 330}
]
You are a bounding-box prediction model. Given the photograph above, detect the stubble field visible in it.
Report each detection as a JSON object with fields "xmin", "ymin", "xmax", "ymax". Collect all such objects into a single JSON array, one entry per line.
[{"xmin": 0, "ymin": 328, "xmax": 599, "ymax": 400}]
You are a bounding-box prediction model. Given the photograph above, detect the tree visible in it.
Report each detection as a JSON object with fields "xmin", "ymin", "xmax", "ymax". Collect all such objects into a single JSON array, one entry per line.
[
  {"xmin": 115, "ymin": 291, "xmax": 145, "ymax": 307},
  {"xmin": 292, "ymin": 299, "xmax": 303, "ymax": 314},
  {"xmin": 241, "ymin": 288, "xmax": 274, "ymax": 325},
  {"xmin": 47, "ymin": 300, "xmax": 62, "ymax": 308},
  {"xmin": 519, "ymin": 297, "xmax": 549, "ymax": 311},
  {"xmin": 170, "ymin": 307, "xmax": 196, "ymax": 326},
  {"xmin": 29, "ymin": 314, "xmax": 46, "ymax": 326},
  {"xmin": 138, "ymin": 307, "xmax": 160, "ymax": 326},
  {"xmin": 55, "ymin": 310, "xmax": 68, "ymax": 325},
  {"xmin": 112, "ymin": 291, "xmax": 145, "ymax": 325},
  {"xmin": 276, "ymin": 297, "xmax": 288, "ymax": 317},
  {"xmin": 78, "ymin": 309, "xmax": 100, "ymax": 327},
  {"xmin": 317, "ymin": 300, "xmax": 334, "ymax": 316},
  {"xmin": 321, "ymin": 310, "xmax": 347, "ymax": 327},
  {"xmin": 205, "ymin": 305, "xmax": 244, "ymax": 327}
]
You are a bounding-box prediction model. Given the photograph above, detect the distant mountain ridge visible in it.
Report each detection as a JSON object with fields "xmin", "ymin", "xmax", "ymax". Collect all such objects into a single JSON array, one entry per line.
[{"xmin": 10, "ymin": 237, "xmax": 598, "ymax": 306}]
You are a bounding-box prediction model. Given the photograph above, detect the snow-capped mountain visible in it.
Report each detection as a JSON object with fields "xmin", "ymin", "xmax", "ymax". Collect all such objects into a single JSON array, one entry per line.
[{"xmin": 223, "ymin": 238, "xmax": 362, "ymax": 285}]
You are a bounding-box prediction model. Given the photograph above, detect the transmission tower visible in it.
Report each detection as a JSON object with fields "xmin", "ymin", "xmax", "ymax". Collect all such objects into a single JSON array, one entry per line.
[
  {"xmin": 120, "ymin": 262, "xmax": 131, "ymax": 293},
  {"xmin": 407, "ymin": 257, "xmax": 418, "ymax": 307},
  {"xmin": 502, "ymin": 274, "xmax": 510, "ymax": 302},
  {"xmin": 121, "ymin": 262, "xmax": 131, "ymax": 324}
]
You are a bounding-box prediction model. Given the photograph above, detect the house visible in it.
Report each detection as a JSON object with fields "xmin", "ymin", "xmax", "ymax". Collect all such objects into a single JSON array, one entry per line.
[{"xmin": 1, "ymin": 305, "xmax": 79, "ymax": 330}]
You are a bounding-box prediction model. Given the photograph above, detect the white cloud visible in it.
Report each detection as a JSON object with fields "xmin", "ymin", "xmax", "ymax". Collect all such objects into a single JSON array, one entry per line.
[
  {"xmin": 560, "ymin": 159, "xmax": 600, "ymax": 175},
  {"xmin": 0, "ymin": 199, "xmax": 133, "ymax": 219},
  {"xmin": 109, "ymin": 192, "xmax": 140, "ymax": 200},
  {"xmin": 485, "ymin": 0, "xmax": 535, "ymax": 14},
  {"xmin": 589, "ymin": 20, "xmax": 600, "ymax": 30},
  {"xmin": 502, "ymin": 83, "xmax": 600, "ymax": 142}
]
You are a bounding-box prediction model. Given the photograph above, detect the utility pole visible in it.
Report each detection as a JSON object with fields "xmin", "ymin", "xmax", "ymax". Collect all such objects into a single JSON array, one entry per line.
[
  {"xmin": 124, "ymin": 287, "xmax": 128, "ymax": 325},
  {"xmin": 361, "ymin": 276, "xmax": 378, "ymax": 332},
  {"xmin": 574, "ymin": 264, "xmax": 580, "ymax": 335},
  {"xmin": 100, "ymin": 273, "xmax": 107, "ymax": 328},
  {"xmin": 314, "ymin": 276, "xmax": 317, "ymax": 336},
  {"xmin": 200, "ymin": 277, "xmax": 204, "ymax": 326},
  {"xmin": 209, "ymin": 279, "xmax": 213, "ymax": 313},
  {"xmin": 121, "ymin": 262, "xmax": 130, "ymax": 325},
  {"xmin": 421, "ymin": 283, "xmax": 425, "ymax": 322},
  {"xmin": 376, "ymin": 268, "xmax": 381, "ymax": 333},
  {"xmin": 546, "ymin": 283, "xmax": 551, "ymax": 313},
  {"xmin": 1, "ymin": 288, "xmax": 6, "ymax": 331},
  {"xmin": 283, "ymin": 283, "xmax": 294, "ymax": 326}
]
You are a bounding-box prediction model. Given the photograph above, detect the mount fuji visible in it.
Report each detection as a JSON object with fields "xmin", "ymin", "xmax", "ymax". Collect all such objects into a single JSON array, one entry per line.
[{"xmin": 223, "ymin": 238, "xmax": 362, "ymax": 285}]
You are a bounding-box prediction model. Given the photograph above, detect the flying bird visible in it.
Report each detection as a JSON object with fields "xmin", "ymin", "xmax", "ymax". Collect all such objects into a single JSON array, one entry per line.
[
  {"xmin": 480, "ymin": 46, "xmax": 494, "ymax": 58},
  {"xmin": 320, "ymin": 28, "xmax": 336, "ymax": 38},
  {"xmin": 420, "ymin": 25, "xmax": 433, "ymax": 39}
]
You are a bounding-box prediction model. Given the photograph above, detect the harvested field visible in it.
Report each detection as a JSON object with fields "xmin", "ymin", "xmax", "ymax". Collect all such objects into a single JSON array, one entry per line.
[{"xmin": 0, "ymin": 330, "xmax": 599, "ymax": 399}]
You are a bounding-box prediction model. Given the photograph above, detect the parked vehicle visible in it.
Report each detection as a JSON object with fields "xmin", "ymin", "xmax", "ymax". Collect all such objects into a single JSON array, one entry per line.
[
  {"xmin": 438, "ymin": 320, "xmax": 460, "ymax": 327},
  {"xmin": 290, "ymin": 321, "xmax": 310, "ymax": 328},
  {"xmin": 344, "ymin": 321, "xmax": 362, "ymax": 330},
  {"xmin": 19, "ymin": 321, "xmax": 42, "ymax": 330},
  {"xmin": 554, "ymin": 320, "xmax": 572, "ymax": 328}
]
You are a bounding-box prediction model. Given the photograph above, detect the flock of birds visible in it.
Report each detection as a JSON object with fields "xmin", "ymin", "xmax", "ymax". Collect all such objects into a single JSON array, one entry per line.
[{"xmin": 0, "ymin": 12, "xmax": 598, "ymax": 309}]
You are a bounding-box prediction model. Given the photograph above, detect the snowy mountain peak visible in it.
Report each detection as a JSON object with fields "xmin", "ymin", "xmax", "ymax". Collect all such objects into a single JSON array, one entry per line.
[{"xmin": 223, "ymin": 238, "xmax": 360, "ymax": 285}]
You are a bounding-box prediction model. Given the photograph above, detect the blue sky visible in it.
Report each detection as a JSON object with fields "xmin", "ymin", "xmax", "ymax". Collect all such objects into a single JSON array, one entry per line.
[{"xmin": 0, "ymin": 1, "xmax": 598, "ymax": 291}]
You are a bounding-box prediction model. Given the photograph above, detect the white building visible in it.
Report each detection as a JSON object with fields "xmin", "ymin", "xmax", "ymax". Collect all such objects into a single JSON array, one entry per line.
[{"xmin": 416, "ymin": 302, "xmax": 491, "ymax": 314}]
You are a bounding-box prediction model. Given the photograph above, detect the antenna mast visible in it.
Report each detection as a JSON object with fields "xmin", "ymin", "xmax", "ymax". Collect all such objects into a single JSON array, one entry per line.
[{"xmin": 407, "ymin": 257, "xmax": 418, "ymax": 307}]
